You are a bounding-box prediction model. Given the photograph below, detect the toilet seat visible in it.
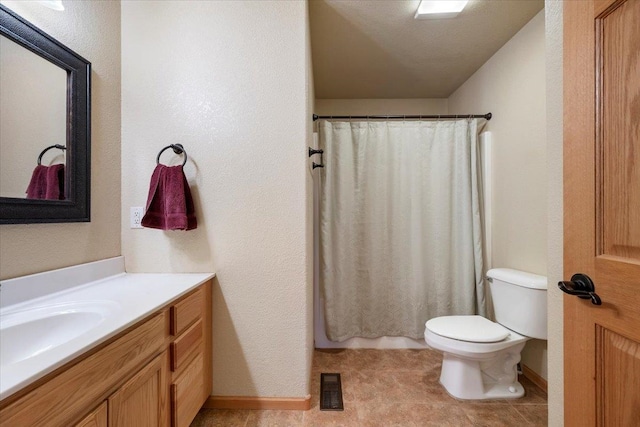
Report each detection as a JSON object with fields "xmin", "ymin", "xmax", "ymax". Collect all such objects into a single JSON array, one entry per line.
[{"xmin": 426, "ymin": 315, "xmax": 510, "ymax": 343}]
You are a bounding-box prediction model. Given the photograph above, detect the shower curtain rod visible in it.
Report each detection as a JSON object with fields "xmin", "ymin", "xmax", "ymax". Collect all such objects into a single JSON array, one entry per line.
[{"xmin": 312, "ymin": 113, "xmax": 492, "ymax": 121}]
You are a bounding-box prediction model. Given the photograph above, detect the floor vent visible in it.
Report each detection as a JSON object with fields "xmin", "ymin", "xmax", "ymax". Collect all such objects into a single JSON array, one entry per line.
[{"xmin": 320, "ymin": 373, "xmax": 344, "ymax": 411}]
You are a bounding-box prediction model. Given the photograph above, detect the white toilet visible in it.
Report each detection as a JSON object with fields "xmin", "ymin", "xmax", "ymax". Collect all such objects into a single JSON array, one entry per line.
[{"xmin": 424, "ymin": 268, "xmax": 547, "ymax": 400}]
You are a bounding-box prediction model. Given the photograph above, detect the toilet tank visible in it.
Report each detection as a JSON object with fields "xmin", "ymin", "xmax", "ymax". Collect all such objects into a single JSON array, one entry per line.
[{"xmin": 487, "ymin": 268, "xmax": 547, "ymax": 340}]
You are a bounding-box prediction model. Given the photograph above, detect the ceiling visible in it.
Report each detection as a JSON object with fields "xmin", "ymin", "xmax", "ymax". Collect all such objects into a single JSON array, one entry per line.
[{"xmin": 309, "ymin": 0, "xmax": 544, "ymax": 99}]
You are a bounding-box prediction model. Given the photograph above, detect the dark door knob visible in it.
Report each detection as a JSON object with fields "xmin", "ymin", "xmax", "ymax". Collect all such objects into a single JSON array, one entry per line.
[{"xmin": 558, "ymin": 273, "xmax": 602, "ymax": 305}]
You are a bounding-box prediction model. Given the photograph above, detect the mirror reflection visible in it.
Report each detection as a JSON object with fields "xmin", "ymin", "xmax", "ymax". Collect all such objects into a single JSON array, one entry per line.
[{"xmin": 0, "ymin": 34, "xmax": 67, "ymax": 200}]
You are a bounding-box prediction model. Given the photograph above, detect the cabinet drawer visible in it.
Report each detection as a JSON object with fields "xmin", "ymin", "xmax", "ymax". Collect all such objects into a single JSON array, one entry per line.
[
  {"xmin": 170, "ymin": 319, "xmax": 202, "ymax": 372},
  {"xmin": 170, "ymin": 288, "xmax": 203, "ymax": 336},
  {"xmin": 171, "ymin": 353, "xmax": 205, "ymax": 427},
  {"xmin": 0, "ymin": 313, "xmax": 166, "ymax": 427}
]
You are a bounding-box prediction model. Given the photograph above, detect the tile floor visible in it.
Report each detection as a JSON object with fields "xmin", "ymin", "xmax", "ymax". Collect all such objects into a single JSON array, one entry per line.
[{"xmin": 191, "ymin": 349, "xmax": 548, "ymax": 427}]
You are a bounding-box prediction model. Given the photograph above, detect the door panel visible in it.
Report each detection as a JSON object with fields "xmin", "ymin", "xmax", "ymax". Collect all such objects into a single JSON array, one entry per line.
[
  {"xmin": 597, "ymin": 0, "xmax": 640, "ymax": 261},
  {"xmin": 596, "ymin": 327, "xmax": 640, "ymax": 426},
  {"xmin": 109, "ymin": 352, "xmax": 168, "ymax": 427},
  {"xmin": 564, "ymin": 0, "xmax": 640, "ymax": 426},
  {"xmin": 76, "ymin": 402, "xmax": 107, "ymax": 427}
]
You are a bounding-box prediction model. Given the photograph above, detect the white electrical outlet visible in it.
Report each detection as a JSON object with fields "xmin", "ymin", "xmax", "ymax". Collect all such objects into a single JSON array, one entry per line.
[{"xmin": 130, "ymin": 207, "xmax": 144, "ymax": 228}]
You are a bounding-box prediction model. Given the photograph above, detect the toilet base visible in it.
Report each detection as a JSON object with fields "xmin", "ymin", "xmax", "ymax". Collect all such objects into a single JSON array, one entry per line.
[{"xmin": 438, "ymin": 342, "xmax": 526, "ymax": 400}]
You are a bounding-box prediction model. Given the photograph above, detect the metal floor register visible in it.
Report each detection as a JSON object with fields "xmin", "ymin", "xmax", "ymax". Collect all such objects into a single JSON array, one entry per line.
[{"xmin": 320, "ymin": 373, "xmax": 344, "ymax": 411}]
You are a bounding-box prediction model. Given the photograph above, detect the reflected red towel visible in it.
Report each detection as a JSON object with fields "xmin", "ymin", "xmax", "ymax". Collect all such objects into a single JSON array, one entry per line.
[
  {"xmin": 25, "ymin": 164, "xmax": 65, "ymax": 200},
  {"xmin": 141, "ymin": 164, "xmax": 197, "ymax": 231}
]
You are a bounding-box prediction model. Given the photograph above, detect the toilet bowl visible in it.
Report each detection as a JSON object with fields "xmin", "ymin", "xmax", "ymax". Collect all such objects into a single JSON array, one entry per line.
[
  {"xmin": 425, "ymin": 315, "xmax": 528, "ymax": 399},
  {"xmin": 424, "ymin": 269, "xmax": 547, "ymax": 400}
]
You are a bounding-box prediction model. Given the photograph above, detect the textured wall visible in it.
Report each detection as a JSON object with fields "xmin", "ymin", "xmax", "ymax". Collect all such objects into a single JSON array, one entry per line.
[
  {"xmin": 305, "ymin": 1, "xmax": 316, "ymax": 381},
  {"xmin": 121, "ymin": 1, "xmax": 312, "ymax": 398},
  {"xmin": 545, "ymin": 1, "xmax": 564, "ymax": 425},
  {"xmin": 0, "ymin": 1, "xmax": 121, "ymax": 280},
  {"xmin": 314, "ymin": 98, "xmax": 448, "ymax": 116},
  {"xmin": 448, "ymin": 12, "xmax": 548, "ymax": 379}
]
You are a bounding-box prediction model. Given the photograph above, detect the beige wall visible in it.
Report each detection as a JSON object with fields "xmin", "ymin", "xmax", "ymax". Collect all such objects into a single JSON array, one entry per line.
[
  {"xmin": 448, "ymin": 11, "xmax": 548, "ymax": 379},
  {"xmin": 121, "ymin": 1, "xmax": 312, "ymax": 399},
  {"xmin": 0, "ymin": 1, "xmax": 121, "ymax": 280},
  {"xmin": 305, "ymin": 2, "xmax": 316, "ymax": 380},
  {"xmin": 315, "ymin": 98, "xmax": 447, "ymax": 116},
  {"xmin": 545, "ymin": 1, "xmax": 563, "ymax": 425}
]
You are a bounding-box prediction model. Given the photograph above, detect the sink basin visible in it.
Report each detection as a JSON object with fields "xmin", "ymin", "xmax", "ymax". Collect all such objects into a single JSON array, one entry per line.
[{"xmin": 0, "ymin": 301, "xmax": 120, "ymax": 366}]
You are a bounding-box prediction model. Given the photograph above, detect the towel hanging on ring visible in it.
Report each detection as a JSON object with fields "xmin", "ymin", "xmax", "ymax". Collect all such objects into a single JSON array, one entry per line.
[
  {"xmin": 25, "ymin": 144, "xmax": 66, "ymax": 200},
  {"xmin": 141, "ymin": 144, "xmax": 197, "ymax": 231},
  {"xmin": 26, "ymin": 164, "xmax": 65, "ymax": 200}
]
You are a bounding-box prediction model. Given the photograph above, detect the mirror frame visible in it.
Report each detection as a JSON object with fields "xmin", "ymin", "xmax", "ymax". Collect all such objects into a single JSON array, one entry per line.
[{"xmin": 0, "ymin": 5, "xmax": 90, "ymax": 224}]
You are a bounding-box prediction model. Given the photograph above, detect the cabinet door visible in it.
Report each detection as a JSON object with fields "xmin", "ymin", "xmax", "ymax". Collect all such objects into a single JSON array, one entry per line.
[
  {"xmin": 76, "ymin": 402, "xmax": 107, "ymax": 427},
  {"xmin": 171, "ymin": 353, "xmax": 205, "ymax": 427},
  {"xmin": 109, "ymin": 352, "xmax": 169, "ymax": 427}
]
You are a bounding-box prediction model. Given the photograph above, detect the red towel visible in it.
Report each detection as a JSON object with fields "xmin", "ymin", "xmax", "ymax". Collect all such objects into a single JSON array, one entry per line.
[
  {"xmin": 141, "ymin": 164, "xmax": 197, "ymax": 231},
  {"xmin": 25, "ymin": 164, "xmax": 65, "ymax": 200}
]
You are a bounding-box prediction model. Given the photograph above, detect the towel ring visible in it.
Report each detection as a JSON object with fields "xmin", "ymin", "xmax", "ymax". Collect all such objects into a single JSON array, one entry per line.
[
  {"xmin": 37, "ymin": 144, "xmax": 66, "ymax": 165},
  {"xmin": 157, "ymin": 144, "xmax": 188, "ymax": 166}
]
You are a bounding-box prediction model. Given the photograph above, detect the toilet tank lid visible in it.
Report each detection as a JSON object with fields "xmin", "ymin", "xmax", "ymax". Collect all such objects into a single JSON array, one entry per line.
[{"xmin": 487, "ymin": 268, "xmax": 547, "ymax": 290}]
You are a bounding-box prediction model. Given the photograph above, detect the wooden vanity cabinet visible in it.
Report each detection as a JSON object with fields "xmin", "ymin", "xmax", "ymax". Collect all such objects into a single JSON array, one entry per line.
[{"xmin": 0, "ymin": 280, "xmax": 212, "ymax": 427}]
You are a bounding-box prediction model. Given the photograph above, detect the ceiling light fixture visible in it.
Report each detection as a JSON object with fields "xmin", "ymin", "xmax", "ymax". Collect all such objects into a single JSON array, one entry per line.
[
  {"xmin": 415, "ymin": 0, "xmax": 469, "ymax": 19},
  {"xmin": 37, "ymin": 0, "xmax": 64, "ymax": 11}
]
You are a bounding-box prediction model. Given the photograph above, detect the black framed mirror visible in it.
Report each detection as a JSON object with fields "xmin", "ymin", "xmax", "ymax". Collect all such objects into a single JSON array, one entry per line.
[{"xmin": 0, "ymin": 5, "xmax": 90, "ymax": 224}]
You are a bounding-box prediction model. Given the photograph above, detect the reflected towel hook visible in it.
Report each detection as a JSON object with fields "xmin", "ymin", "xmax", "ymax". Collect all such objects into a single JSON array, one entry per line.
[
  {"xmin": 157, "ymin": 144, "xmax": 188, "ymax": 166},
  {"xmin": 37, "ymin": 144, "xmax": 66, "ymax": 165}
]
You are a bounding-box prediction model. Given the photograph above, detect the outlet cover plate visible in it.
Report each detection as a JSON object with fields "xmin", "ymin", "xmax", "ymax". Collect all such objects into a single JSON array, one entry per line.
[{"xmin": 130, "ymin": 207, "xmax": 144, "ymax": 228}]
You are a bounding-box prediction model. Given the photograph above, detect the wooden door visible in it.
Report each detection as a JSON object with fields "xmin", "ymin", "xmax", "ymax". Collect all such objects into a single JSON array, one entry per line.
[
  {"xmin": 75, "ymin": 402, "xmax": 107, "ymax": 427},
  {"xmin": 109, "ymin": 352, "xmax": 169, "ymax": 427},
  {"xmin": 563, "ymin": 0, "xmax": 640, "ymax": 426}
]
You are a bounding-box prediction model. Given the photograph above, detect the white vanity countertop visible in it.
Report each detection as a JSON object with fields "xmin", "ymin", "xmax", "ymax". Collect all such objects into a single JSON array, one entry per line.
[{"xmin": 0, "ymin": 257, "xmax": 214, "ymax": 401}]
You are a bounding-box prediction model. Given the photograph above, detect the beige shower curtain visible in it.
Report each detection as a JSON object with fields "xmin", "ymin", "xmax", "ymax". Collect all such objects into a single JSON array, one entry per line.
[{"xmin": 319, "ymin": 119, "xmax": 485, "ymax": 341}]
